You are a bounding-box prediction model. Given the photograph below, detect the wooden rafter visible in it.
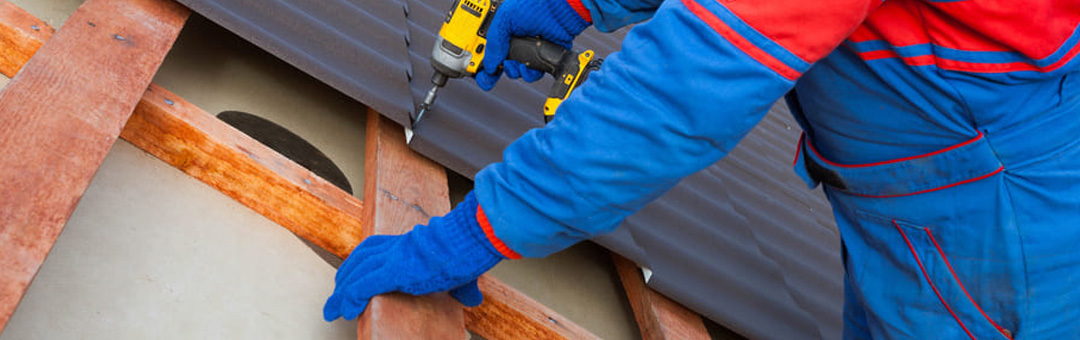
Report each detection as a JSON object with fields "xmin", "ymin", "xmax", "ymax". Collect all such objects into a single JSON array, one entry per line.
[
  {"xmin": 0, "ymin": 2, "xmax": 600, "ymax": 338},
  {"xmin": 467, "ymin": 275, "xmax": 601, "ymax": 340},
  {"xmin": 0, "ymin": 0, "xmax": 188, "ymax": 332},
  {"xmin": 358, "ymin": 111, "xmax": 467, "ymax": 339},
  {"xmin": 122, "ymin": 84, "xmax": 367, "ymax": 258},
  {"xmin": 613, "ymin": 254, "xmax": 711, "ymax": 340},
  {"xmin": 0, "ymin": 1, "xmax": 50, "ymax": 75}
]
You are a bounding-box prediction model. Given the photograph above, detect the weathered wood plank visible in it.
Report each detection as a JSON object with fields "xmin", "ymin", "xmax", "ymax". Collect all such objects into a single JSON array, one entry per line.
[
  {"xmin": 613, "ymin": 254, "xmax": 710, "ymax": 340},
  {"xmin": 357, "ymin": 111, "xmax": 467, "ymax": 340},
  {"xmin": 0, "ymin": 0, "xmax": 188, "ymax": 332},
  {"xmin": 0, "ymin": 3, "xmax": 602, "ymax": 338},
  {"xmin": 120, "ymin": 84, "xmax": 367, "ymax": 258},
  {"xmin": 467, "ymin": 275, "xmax": 601, "ymax": 340}
]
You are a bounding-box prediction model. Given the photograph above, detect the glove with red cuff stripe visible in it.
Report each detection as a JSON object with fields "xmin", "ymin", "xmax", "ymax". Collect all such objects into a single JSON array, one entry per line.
[
  {"xmin": 475, "ymin": 0, "xmax": 593, "ymax": 91},
  {"xmin": 323, "ymin": 192, "xmax": 516, "ymax": 321}
]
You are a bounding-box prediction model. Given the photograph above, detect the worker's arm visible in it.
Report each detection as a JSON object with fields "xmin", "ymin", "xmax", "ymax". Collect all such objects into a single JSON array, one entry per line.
[
  {"xmin": 574, "ymin": 0, "xmax": 663, "ymax": 33},
  {"xmin": 324, "ymin": 0, "xmax": 882, "ymax": 320},
  {"xmin": 474, "ymin": 0, "xmax": 881, "ymax": 257}
]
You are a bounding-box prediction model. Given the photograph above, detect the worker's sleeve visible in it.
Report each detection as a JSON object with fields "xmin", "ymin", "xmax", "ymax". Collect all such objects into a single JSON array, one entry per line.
[
  {"xmin": 572, "ymin": 0, "xmax": 664, "ymax": 33},
  {"xmin": 475, "ymin": 0, "xmax": 881, "ymax": 258}
]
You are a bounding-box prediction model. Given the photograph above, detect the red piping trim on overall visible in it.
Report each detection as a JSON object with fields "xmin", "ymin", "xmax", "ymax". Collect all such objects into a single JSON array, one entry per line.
[
  {"xmin": 793, "ymin": 133, "xmax": 804, "ymax": 166},
  {"xmin": 682, "ymin": 0, "xmax": 802, "ymax": 80},
  {"xmin": 926, "ymin": 228, "xmax": 1014, "ymax": 339},
  {"xmin": 566, "ymin": 0, "xmax": 592, "ymax": 24},
  {"xmin": 477, "ymin": 206, "xmax": 523, "ymax": 260},
  {"xmin": 894, "ymin": 221, "xmax": 977, "ymax": 340},
  {"xmin": 808, "ymin": 131, "xmax": 984, "ymax": 168},
  {"xmin": 852, "ymin": 166, "xmax": 1004, "ymax": 199},
  {"xmin": 853, "ymin": 42, "xmax": 1080, "ymax": 74}
]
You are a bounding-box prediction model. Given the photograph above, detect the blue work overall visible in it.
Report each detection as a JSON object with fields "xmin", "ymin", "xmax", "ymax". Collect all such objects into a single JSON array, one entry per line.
[
  {"xmin": 792, "ymin": 45, "xmax": 1080, "ymax": 339},
  {"xmin": 472, "ymin": 0, "xmax": 1080, "ymax": 337}
]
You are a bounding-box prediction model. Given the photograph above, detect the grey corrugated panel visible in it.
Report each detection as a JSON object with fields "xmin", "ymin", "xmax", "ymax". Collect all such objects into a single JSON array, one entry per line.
[
  {"xmin": 173, "ymin": 0, "xmax": 415, "ymax": 121},
  {"xmin": 177, "ymin": 1, "xmax": 845, "ymax": 338}
]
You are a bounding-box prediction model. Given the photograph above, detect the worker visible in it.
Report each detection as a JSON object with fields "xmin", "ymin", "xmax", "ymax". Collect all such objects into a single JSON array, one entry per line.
[{"xmin": 325, "ymin": 0, "xmax": 1080, "ymax": 338}]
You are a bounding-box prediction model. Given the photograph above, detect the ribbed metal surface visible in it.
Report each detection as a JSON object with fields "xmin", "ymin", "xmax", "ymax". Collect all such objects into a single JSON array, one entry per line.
[
  {"xmin": 175, "ymin": 0, "xmax": 845, "ymax": 338},
  {"xmin": 173, "ymin": 0, "xmax": 415, "ymax": 121}
]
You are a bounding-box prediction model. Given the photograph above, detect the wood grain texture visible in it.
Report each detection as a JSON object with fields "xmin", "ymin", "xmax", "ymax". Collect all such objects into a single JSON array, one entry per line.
[
  {"xmin": 120, "ymin": 84, "xmax": 367, "ymax": 258},
  {"xmin": 613, "ymin": 254, "xmax": 710, "ymax": 340},
  {"xmin": 0, "ymin": 0, "xmax": 188, "ymax": 332},
  {"xmin": 0, "ymin": 1, "xmax": 52, "ymax": 77},
  {"xmin": 0, "ymin": 3, "xmax": 601, "ymax": 338},
  {"xmin": 358, "ymin": 111, "xmax": 467, "ymax": 339},
  {"xmin": 466, "ymin": 275, "xmax": 601, "ymax": 340}
]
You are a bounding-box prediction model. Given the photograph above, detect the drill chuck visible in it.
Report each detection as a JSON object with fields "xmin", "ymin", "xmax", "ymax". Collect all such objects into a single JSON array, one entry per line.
[
  {"xmin": 414, "ymin": 72, "xmax": 449, "ymax": 128},
  {"xmin": 423, "ymin": 72, "xmax": 447, "ymax": 109}
]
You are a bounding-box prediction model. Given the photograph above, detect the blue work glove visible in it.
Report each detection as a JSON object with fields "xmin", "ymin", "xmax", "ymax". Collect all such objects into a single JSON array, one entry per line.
[
  {"xmin": 323, "ymin": 192, "xmax": 507, "ymax": 321},
  {"xmin": 475, "ymin": 0, "xmax": 591, "ymax": 91}
]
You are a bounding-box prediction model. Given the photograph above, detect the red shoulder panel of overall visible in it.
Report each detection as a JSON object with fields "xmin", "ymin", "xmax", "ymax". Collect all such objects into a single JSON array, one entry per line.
[
  {"xmin": 722, "ymin": 0, "xmax": 880, "ymax": 64},
  {"xmin": 848, "ymin": 0, "xmax": 1080, "ymax": 73}
]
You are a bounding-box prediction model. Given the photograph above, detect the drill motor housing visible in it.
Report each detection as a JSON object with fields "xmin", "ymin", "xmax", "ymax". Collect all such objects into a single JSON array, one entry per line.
[{"xmin": 419, "ymin": 0, "xmax": 601, "ymax": 125}]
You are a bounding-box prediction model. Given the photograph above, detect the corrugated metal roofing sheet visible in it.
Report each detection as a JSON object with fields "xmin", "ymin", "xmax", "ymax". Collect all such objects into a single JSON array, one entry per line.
[{"xmin": 173, "ymin": 0, "xmax": 845, "ymax": 338}]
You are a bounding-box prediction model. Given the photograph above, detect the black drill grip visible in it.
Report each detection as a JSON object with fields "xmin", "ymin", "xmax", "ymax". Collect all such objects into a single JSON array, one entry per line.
[
  {"xmin": 506, "ymin": 36, "xmax": 598, "ymax": 124},
  {"xmin": 506, "ymin": 37, "xmax": 573, "ymax": 76}
]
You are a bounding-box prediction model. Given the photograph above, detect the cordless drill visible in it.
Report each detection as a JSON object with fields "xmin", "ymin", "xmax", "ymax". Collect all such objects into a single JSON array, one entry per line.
[{"xmin": 414, "ymin": 0, "xmax": 603, "ymax": 127}]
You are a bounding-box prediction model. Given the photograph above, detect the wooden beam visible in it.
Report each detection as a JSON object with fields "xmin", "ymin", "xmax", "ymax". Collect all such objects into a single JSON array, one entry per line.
[
  {"xmin": 358, "ymin": 111, "xmax": 467, "ymax": 340},
  {"xmin": 0, "ymin": 0, "xmax": 365, "ymax": 261},
  {"xmin": 466, "ymin": 275, "xmax": 601, "ymax": 340},
  {"xmin": 0, "ymin": 0, "xmax": 188, "ymax": 332},
  {"xmin": 613, "ymin": 254, "xmax": 710, "ymax": 340},
  {"xmin": 0, "ymin": 1, "xmax": 52, "ymax": 77},
  {"xmin": 125, "ymin": 88, "xmax": 596, "ymax": 340},
  {"xmin": 121, "ymin": 84, "xmax": 367, "ymax": 258},
  {"xmin": 0, "ymin": 3, "xmax": 601, "ymax": 339}
]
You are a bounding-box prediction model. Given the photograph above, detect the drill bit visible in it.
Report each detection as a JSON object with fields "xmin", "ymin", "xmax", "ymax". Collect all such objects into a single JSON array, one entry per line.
[
  {"xmin": 414, "ymin": 84, "xmax": 440, "ymax": 128},
  {"xmin": 407, "ymin": 73, "xmax": 449, "ymax": 145},
  {"xmin": 412, "ymin": 73, "xmax": 449, "ymax": 129}
]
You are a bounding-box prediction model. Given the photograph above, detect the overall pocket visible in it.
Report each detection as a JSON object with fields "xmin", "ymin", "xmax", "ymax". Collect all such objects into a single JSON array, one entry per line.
[{"xmin": 847, "ymin": 211, "xmax": 1016, "ymax": 340}]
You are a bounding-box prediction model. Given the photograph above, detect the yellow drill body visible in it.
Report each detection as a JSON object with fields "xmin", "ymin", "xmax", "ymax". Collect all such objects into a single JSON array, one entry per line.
[
  {"xmin": 413, "ymin": 0, "xmax": 602, "ymax": 130},
  {"xmin": 438, "ymin": 0, "xmax": 492, "ymax": 75}
]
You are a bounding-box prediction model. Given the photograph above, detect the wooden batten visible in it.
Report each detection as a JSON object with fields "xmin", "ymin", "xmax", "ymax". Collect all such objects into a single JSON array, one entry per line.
[
  {"xmin": 0, "ymin": 1, "xmax": 53, "ymax": 77},
  {"xmin": 0, "ymin": 1, "xmax": 599, "ymax": 338},
  {"xmin": 467, "ymin": 275, "xmax": 601, "ymax": 340},
  {"xmin": 121, "ymin": 84, "xmax": 367, "ymax": 258},
  {"xmin": 357, "ymin": 111, "xmax": 467, "ymax": 339},
  {"xmin": 613, "ymin": 254, "xmax": 711, "ymax": 340},
  {"xmin": 0, "ymin": 0, "xmax": 188, "ymax": 332}
]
